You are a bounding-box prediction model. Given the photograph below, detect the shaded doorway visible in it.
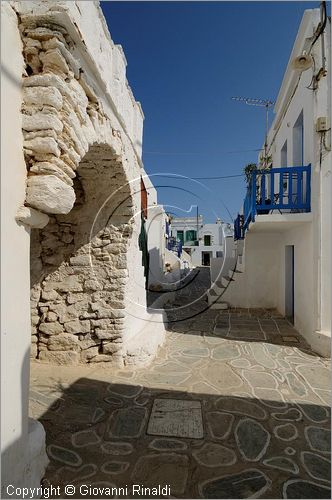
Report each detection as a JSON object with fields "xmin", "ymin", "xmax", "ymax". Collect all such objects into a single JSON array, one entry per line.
[
  {"xmin": 285, "ymin": 245, "xmax": 295, "ymax": 323},
  {"xmin": 202, "ymin": 252, "xmax": 212, "ymax": 266}
]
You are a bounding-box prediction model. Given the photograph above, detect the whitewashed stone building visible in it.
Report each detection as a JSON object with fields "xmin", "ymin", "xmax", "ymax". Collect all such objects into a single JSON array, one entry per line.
[
  {"xmin": 223, "ymin": 8, "xmax": 331, "ymax": 356},
  {"xmin": 170, "ymin": 216, "xmax": 226, "ymax": 266},
  {"xmin": 1, "ymin": 1, "xmax": 165, "ymax": 493}
]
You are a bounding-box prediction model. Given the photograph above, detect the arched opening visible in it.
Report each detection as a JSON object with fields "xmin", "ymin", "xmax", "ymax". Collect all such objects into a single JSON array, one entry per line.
[{"xmin": 30, "ymin": 143, "xmax": 139, "ymax": 366}]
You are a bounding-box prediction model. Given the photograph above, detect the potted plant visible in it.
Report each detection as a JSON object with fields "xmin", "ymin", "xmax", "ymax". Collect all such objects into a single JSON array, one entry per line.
[{"xmin": 244, "ymin": 163, "xmax": 258, "ymax": 186}]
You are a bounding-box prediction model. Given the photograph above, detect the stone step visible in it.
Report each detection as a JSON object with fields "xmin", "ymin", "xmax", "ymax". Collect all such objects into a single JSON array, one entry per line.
[{"xmin": 210, "ymin": 301, "xmax": 228, "ymax": 310}]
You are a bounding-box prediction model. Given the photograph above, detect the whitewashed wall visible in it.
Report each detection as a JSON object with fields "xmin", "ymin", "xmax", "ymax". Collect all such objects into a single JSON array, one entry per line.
[
  {"xmin": 223, "ymin": 232, "xmax": 280, "ymax": 308},
  {"xmin": 1, "ymin": 3, "xmax": 48, "ymax": 495},
  {"xmin": 227, "ymin": 9, "xmax": 331, "ymax": 356}
]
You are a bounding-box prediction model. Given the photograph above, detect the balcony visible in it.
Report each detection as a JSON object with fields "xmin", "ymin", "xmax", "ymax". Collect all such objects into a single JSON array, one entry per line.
[
  {"xmin": 234, "ymin": 165, "xmax": 311, "ymax": 239},
  {"xmin": 184, "ymin": 240, "xmax": 199, "ymax": 246}
]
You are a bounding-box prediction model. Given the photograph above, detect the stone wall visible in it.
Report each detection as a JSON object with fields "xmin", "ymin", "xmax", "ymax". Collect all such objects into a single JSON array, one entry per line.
[
  {"xmin": 13, "ymin": 1, "xmax": 165, "ymax": 366},
  {"xmin": 30, "ymin": 145, "xmax": 136, "ymax": 367}
]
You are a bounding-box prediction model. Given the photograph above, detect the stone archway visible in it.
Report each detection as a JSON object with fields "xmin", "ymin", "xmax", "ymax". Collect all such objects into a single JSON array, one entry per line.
[
  {"xmin": 30, "ymin": 142, "xmax": 138, "ymax": 366},
  {"xmin": 15, "ymin": 11, "xmax": 165, "ymax": 366}
]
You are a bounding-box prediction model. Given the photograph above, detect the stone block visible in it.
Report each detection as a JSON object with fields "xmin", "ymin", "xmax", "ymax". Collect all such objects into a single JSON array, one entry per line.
[
  {"xmin": 43, "ymin": 38, "xmax": 80, "ymax": 77},
  {"xmin": 112, "ymin": 269, "xmax": 128, "ymax": 278},
  {"xmin": 31, "ymin": 285, "xmax": 41, "ymax": 300},
  {"xmin": 114, "ymin": 255, "xmax": 127, "ymax": 269},
  {"xmin": 30, "ymin": 344, "xmax": 38, "ymax": 358},
  {"xmin": 102, "ymin": 342, "xmax": 124, "ymax": 355},
  {"xmin": 91, "ymin": 304, "xmax": 125, "ymax": 319},
  {"xmin": 24, "ymin": 137, "xmax": 61, "ymax": 156},
  {"xmin": 39, "ymin": 350, "xmax": 80, "ymax": 365},
  {"xmin": 49, "ymin": 157, "xmax": 76, "ymax": 178},
  {"xmin": 23, "ymin": 86, "xmax": 63, "ymax": 110},
  {"xmin": 22, "ymin": 113, "xmax": 63, "ymax": 133},
  {"xmin": 43, "ymin": 275, "xmax": 83, "ymax": 292},
  {"xmin": 89, "ymin": 354, "xmax": 124, "ymax": 367},
  {"xmin": 46, "ymin": 311, "xmax": 58, "ymax": 322},
  {"xmin": 62, "ymin": 232, "xmax": 74, "ymax": 244},
  {"xmin": 30, "ymin": 162, "xmax": 73, "ymax": 186},
  {"xmin": 95, "ymin": 329, "xmax": 123, "ymax": 340},
  {"xmin": 40, "ymin": 48, "xmax": 70, "ymax": 75},
  {"xmin": 90, "ymin": 319, "xmax": 114, "ymax": 329},
  {"xmin": 70, "ymin": 255, "xmax": 91, "ymax": 266},
  {"xmin": 83, "ymin": 279, "xmax": 102, "ymax": 291},
  {"xmin": 26, "ymin": 175, "xmax": 75, "ymax": 214},
  {"xmin": 15, "ymin": 206, "xmax": 49, "ymax": 229},
  {"xmin": 41, "ymin": 289, "xmax": 60, "ymax": 301},
  {"xmin": 64, "ymin": 320, "xmax": 90, "ymax": 334},
  {"xmin": 24, "ymin": 129, "xmax": 57, "ymax": 141},
  {"xmin": 47, "ymin": 333, "xmax": 79, "ymax": 351},
  {"xmin": 31, "ymin": 315, "xmax": 40, "ymax": 327},
  {"xmin": 79, "ymin": 339, "xmax": 101, "ymax": 350},
  {"xmin": 80, "ymin": 346, "xmax": 99, "ymax": 363},
  {"xmin": 39, "ymin": 321, "xmax": 63, "ymax": 335},
  {"xmin": 67, "ymin": 293, "xmax": 85, "ymax": 304}
]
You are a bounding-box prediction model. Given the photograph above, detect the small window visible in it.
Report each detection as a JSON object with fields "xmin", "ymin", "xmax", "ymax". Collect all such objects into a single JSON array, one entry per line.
[
  {"xmin": 177, "ymin": 230, "xmax": 184, "ymax": 243},
  {"xmin": 185, "ymin": 230, "xmax": 197, "ymax": 242},
  {"xmin": 281, "ymin": 140, "xmax": 288, "ymax": 167},
  {"xmin": 204, "ymin": 235, "xmax": 211, "ymax": 246},
  {"xmin": 293, "ymin": 110, "xmax": 304, "ymax": 166}
]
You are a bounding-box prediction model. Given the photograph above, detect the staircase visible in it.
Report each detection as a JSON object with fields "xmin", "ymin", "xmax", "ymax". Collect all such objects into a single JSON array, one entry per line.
[{"xmin": 208, "ymin": 229, "xmax": 244, "ymax": 309}]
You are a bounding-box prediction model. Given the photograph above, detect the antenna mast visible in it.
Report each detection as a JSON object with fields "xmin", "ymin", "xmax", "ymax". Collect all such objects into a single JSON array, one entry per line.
[{"xmin": 231, "ymin": 96, "xmax": 275, "ymax": 164}]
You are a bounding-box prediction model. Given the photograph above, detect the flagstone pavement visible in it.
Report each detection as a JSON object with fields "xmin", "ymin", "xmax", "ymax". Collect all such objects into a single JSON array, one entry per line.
[{"xmin": 30, "ymin": 268, "xmax": 331, "ymax": 499}]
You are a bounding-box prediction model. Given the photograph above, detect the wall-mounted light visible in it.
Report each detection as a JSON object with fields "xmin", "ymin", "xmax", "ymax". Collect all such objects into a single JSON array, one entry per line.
[{"xmin": 291, "ymin": 52, "xmax": 313, "ymax": 72}]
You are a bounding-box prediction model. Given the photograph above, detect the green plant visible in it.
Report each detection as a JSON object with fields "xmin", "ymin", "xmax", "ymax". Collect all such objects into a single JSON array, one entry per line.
[
  {"xmin": 244, "ymin": 163, "xmax": 257, "ymax": 185},
  {"xmin": 259, "ymin": 153, "xmax": 273, "ymax": 170}
]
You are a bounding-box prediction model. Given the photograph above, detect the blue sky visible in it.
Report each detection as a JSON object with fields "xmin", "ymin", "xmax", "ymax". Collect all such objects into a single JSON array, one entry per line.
[{"xmin": 101, "ymin": 1, "xmax": 319, "ymax": 223}]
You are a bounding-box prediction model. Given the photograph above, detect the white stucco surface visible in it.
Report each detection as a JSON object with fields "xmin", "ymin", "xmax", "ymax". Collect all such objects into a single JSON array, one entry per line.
[
  {"xmin": 226, "ymin": 9, "xmax": 331, "ymax": 356},
  {"xmin": 1, "ymin": 3, "xmax": 48, "ymax": 495},
  {"xmin": 170, "ymin": 217, "xmax": 226, "ymax": 266}
]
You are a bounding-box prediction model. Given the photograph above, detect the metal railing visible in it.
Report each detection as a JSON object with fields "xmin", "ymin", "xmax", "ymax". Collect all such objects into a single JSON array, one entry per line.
[
  {"xmin": 234, "ymin": 214, "xmax": 244, "ymax": 240},
  {"xmin": 236, "ymin": 164, "xmax": 311, "ymax": 237},
  {"xmin": 167, "ymin": 237, "xmax": 183, "ymax": 257}
]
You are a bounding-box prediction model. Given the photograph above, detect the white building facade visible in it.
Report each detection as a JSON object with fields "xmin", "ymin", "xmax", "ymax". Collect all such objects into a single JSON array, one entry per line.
[
  {"xmin": 224, "ymin": 8, "xmax": 331, "ymax": 357},
  {"xmin": 170, "ymin": 216, "xmax": 226, "ymax": 266}
]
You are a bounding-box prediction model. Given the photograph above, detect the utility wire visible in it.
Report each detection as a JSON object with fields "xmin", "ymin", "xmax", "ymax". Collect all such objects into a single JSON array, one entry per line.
[
  {"xmin": 149, "ymin": 173, "xmax": 245, "ymax": 180},
  {"xmin": 191, "ymin": 173, "xmax": 245, "ymax": 180},
  {"xmin": 143, "ymin": 148, "xmax": 262, "ymax": 156}
]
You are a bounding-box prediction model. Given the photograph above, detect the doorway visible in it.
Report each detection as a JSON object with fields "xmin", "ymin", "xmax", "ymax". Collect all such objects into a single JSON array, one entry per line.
[
  {"xmin": 285, "ymin": 245, "xmax": 294, "ymax": 323},
  {"xmin": 202, "ymin": 252, "xmax": 212, "ymax": 266}
]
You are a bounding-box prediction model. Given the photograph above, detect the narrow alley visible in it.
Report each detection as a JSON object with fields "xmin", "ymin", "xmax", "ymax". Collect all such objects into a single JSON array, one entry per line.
[{"xmin": 30, "ymin": 268, "xmax": 331, "ymax": 499}]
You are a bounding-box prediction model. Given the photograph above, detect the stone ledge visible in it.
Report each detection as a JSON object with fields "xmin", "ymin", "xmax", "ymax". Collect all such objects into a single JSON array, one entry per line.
[{"xmin": 16, "ymin": 206, "xmax": 49, "ymax": 228}]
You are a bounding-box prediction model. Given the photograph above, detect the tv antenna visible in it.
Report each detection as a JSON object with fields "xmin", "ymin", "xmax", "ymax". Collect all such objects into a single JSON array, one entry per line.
[{"xmin": 231, "ymin": 96, "xmax": 275, "ymax": 162}]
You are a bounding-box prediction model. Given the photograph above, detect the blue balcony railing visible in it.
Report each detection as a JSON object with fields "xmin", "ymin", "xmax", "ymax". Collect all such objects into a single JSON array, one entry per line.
[
  {"xmin": 167, "ymin": 237, "xmax": 183, "ymax": 257},
  {"xmin": 235, "ymin": 164, "xmax": 311, "ymax": 237},
  {"xmin": 234, "ymin": 214, "xmax": 244, "ymax": 240}
]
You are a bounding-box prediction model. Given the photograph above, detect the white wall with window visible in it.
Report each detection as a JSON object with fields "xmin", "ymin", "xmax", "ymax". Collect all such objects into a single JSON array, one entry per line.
[
  {"xmin": 169, "ymin": 217, "xmax": 227, "ymax": 266},
  {"xmin": 224, "ymin": 8, "xmax": 331, "ymax": 356}
]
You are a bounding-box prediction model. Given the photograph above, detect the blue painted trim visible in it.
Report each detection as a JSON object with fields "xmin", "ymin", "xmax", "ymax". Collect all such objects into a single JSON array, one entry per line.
[{"xmin": 236, "ymin": 164, "xmax": 311, "ymax": 238}]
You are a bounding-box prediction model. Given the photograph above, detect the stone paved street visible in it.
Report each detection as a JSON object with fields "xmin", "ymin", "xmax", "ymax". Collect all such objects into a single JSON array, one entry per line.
[{"xmin": 30, "ymin": 269, "xmax": 331, "ymax": 498}]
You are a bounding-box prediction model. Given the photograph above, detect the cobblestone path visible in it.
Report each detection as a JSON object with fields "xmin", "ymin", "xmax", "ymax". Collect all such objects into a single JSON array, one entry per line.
[{"xmin": 30, "ymin": 268, "xmax": 331, "ymax": 498}]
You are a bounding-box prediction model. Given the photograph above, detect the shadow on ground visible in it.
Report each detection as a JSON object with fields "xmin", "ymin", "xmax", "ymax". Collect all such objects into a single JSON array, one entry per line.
[{"xmin": 33, "ymin": 378, "xmax": 331, "ymax": 499}]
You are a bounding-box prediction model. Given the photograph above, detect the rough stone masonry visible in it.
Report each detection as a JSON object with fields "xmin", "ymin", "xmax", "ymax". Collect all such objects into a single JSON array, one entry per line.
[{"xmin": 13, "ymin": 1, "xmax": 164, "ymax": 367}]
